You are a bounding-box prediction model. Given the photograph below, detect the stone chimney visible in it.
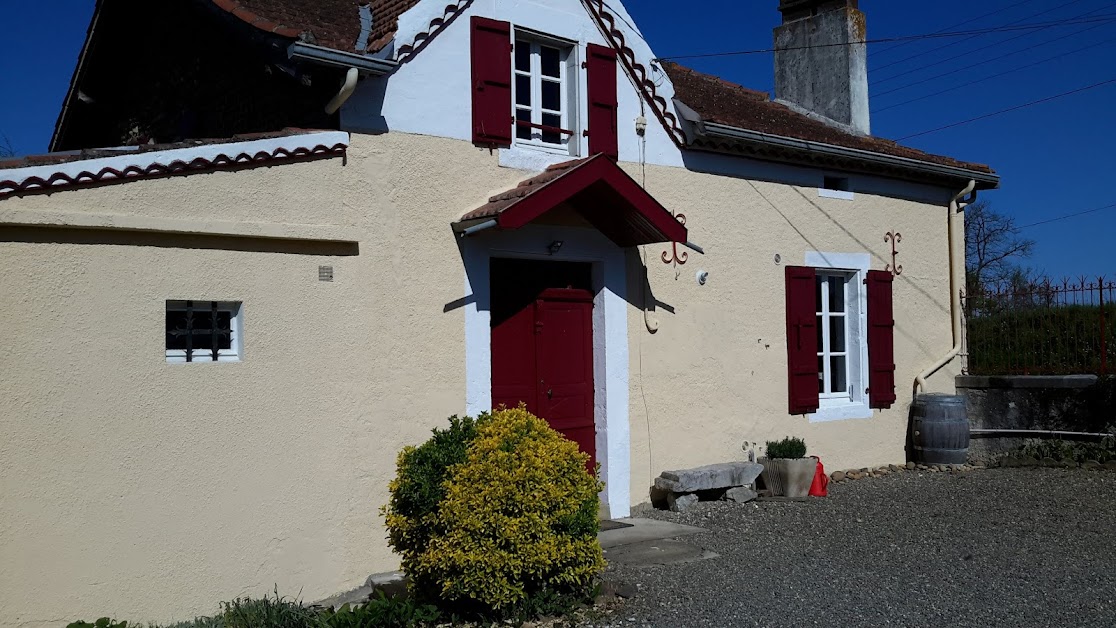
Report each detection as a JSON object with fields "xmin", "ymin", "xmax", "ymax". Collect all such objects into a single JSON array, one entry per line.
[{"xmin": 774, "ymin": 0, "xmax": 870, "ymax": 135}]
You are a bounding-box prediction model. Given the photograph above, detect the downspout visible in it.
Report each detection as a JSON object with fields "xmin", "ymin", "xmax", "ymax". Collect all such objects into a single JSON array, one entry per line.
[
  {"xmin": 325, "ymin": 67, "xmax": 360, "ymax": 115},
  {"xmin": 914, "ymin": 179, "xmax": 977, "ymax": 395}
]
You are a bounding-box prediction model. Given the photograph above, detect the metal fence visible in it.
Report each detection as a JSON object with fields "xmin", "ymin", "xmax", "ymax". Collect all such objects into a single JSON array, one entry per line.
[{"xmin": 963, "ymin": 277, "xmax": 1115, "ymax": 376}]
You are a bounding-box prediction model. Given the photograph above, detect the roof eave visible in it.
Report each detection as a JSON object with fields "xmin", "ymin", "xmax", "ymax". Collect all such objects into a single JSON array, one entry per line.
[
  {"xmin": 287, "ymin": 42, "xmax": 397, "ymax": 75},
  {"xmin": 698, "ymin": 121, "xmax": 1000, "ymax": 191},
  {"xmin": 49, "ymin": 0, "xmax": 104, "ymax": 152}
]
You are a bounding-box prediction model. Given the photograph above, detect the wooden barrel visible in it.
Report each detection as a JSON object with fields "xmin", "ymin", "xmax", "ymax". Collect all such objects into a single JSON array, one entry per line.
[{"xmin": 910, "ymin": 394, "xmax": 970, "ymax": 464}]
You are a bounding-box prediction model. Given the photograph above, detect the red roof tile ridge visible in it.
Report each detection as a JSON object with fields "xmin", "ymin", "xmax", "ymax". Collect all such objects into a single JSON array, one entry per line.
[
  {"xmin": 1, "ymin": 132, "xmax": 348, "ymax": 198},
  {"xmin": 395, "ymin": 0, "xmax": 471, "ymax": 61},
  {"xmin": 584, "ymin": 0, "xmax": 687, "ymax": 147},
  {"xmin": 484, "ymin": 157, "xmax": 591, "ymax": 204}
]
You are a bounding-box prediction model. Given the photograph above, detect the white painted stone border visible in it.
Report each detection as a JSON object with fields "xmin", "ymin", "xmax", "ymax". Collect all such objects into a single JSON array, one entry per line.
[
  {"xmin": 805, "ymin": 250, "xmax": 873, "ymax": 423},
  {"xmin": 462, "ymin": 224, "xmax": 631, "ymax": 518},
  {"xmin": 0, "ymin": 131, "xmax": 350, "ymax": 195}
]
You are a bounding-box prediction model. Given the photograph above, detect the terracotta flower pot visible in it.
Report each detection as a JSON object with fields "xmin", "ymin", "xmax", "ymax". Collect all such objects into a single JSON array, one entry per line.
[{"xmin": 759, "ymin": 457, "xmax": 818, "ymax": 498}]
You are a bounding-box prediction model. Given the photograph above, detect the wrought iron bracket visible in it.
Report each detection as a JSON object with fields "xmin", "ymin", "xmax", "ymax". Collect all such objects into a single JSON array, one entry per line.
[
  {"xmin": 885, "ymin": 231, "xmax": 903, "ymax": 276},
  {"xmin": 661, "ymin": 214, "xmax": 688, "ymax": 266}
]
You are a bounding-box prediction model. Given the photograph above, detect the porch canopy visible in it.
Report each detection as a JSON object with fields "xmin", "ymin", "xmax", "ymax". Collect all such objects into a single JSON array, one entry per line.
[{"xmin": 453, "ymin": 154, "xmax": 689, "ymax": 247}]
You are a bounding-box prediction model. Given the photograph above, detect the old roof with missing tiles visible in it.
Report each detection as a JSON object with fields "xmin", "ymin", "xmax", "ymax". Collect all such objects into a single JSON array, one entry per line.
[
  {"xmin": 212, "ymin": 0, "xmax": 421, "ymax": 52},
  {"xmin": 662, "ymin": 61, "xmax": 993, "ymax": 174}
]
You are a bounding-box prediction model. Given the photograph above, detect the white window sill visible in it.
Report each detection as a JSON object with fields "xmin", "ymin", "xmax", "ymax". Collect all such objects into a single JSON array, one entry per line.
[
  {"xmin": 809, "ymin": 401, "xmax": 872, "ymax": 423},
  {"xmin": 499, "ymin": 144, "xmax": 578, "ymax": 172},
  {"xmin": 818, "ymin": 188, "xmax": 855, "ymax": 201},
  {"xmin": 166, "ymin": 353, "xmax": 240, "ymax": 364}
]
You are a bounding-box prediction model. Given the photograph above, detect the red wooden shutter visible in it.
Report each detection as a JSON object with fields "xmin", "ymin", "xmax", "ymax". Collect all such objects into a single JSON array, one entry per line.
[
  {"xmin": 585, "ymin": 43, "xmax": 619, "ymax": 160},
  {"xmin": 785, "ymin": 266, "xmax": 820, "ymax": 415},
  {"xmin": 470, "ymin": 17, "xmax": 513, "ymax": 146},
  {"xmin": 867, "ymin": 270, "xmax": 897, "ymax": 409}
]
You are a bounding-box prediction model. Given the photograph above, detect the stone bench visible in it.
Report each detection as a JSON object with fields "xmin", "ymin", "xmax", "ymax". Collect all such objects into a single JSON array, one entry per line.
[{"xmin": 651, "ymin": 462, "xmax": 764, "ymax": 512}]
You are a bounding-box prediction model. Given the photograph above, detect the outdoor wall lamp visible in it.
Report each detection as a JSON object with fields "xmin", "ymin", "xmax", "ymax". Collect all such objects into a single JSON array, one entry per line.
[{"xmin": 548, "ymin": 240, "xmax": 564, "ymax": 255}]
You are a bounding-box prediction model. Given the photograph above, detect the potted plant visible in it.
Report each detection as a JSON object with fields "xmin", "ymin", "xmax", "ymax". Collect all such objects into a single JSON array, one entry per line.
[{"xmin": 759, "ymin": 437, "xmax": 817, "ymax": 498}]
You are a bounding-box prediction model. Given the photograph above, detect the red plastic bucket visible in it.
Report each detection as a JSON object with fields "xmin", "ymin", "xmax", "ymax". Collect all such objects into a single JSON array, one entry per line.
[{"xmin": 809, "ymin": 456, "xmax": 828, "ymax": 497}]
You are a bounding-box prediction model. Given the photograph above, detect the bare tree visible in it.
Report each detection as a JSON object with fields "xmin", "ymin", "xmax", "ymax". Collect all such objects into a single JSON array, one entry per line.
[
  {"xmin": 965, "ymin": 199, "xmax": 1035, "ymax": 293},
  {"xmin": 0, "ymin": 133, "xmax": 14, "ymax": 158}
]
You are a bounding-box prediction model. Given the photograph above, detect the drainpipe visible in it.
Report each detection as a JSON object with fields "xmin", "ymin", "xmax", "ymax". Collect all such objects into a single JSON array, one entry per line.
[
  {"xmin": 325, "ymin": 67, "xmax": 360, "ymax": 115},
  {"xmin": 914, "ymin": 179, "xmax": 977, "ymax": 395}
]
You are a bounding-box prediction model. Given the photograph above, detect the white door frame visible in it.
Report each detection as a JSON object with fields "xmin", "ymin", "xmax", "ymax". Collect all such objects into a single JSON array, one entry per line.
[{"xmin": 461, "ymin": 224, "xmax": 631, "ymax": 518}]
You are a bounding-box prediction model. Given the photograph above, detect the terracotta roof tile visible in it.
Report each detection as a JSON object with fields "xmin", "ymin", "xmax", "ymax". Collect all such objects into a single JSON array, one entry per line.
[
  {"xmin": 662, "ymin": 61, "xmax": 993, "ymax": 174},
  {"xmin": 212, "ymin": 0, "xmax": 421, "ymax": 52},
  {"xmin": 461, "ymin": 159, "xmax": 588, "ymax": 222},
  {"xmin": 0, "ymin": 129, "xmax": 347, "ymax": 198}
]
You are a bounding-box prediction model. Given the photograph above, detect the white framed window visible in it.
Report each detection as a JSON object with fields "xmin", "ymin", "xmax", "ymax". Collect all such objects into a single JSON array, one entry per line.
[
  {"xmin": 513, "ymin": 34, "xmax": 577, "ymax": 155},
  {"xmin": 816, "ymin": 271, "xmax": 853, "ymax": 399},
  {"xmin": 805, "ymin": 252, "xmax": 870, "ymax": 421},
  {"xmin": 165, "ymin": 300, "xmax": 242, "ymax": 363},
  {"xmin": 819, "ymin": 175, "xmax": 854, "ymax": 200}
]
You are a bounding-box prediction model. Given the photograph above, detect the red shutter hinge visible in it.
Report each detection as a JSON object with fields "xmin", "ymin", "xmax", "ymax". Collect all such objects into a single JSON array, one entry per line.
[{"xmin": 583, "ymin": 130, "xmax": 590, "ymax": 137}]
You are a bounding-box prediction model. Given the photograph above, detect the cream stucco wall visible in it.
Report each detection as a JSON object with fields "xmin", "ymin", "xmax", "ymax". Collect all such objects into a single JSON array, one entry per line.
[
  {"xmin": 621, "ymin": 159, "xmax": 964, "ymax": 505},
  {"xmin": 0, "ymin": 133, "xmax": 534, "ymax": 627},
  {"xmin": 0, "ymin": 131, "xmax": 966, "ymax": 625}
]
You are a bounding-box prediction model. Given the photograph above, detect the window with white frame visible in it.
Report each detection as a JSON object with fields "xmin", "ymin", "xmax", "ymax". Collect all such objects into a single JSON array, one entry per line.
[
  {"xmin": 165, "ymin": 300, "xmax": 242, "ymax": 363},
  {"xmin": 805, "ymin": 251, "xmax": 870, "ymax": 421},
  {"xmin": 513, "ymin": 35, "xmax": 575, "ymax": 153},
  {"xmin": 816, "ymin": 272, "xmax": 853, "ymax": 398}
]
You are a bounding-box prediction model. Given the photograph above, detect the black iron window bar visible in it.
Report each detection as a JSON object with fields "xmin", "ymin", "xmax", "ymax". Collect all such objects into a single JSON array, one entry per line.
[{"xmin": 167, "ymin": 300, "xmax": 232, "ymax": 362}]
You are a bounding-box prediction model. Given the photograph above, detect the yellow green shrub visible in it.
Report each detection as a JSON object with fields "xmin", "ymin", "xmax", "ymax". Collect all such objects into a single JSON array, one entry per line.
[
  {"xmin": 386, "ymin": 407, "xmax": 604, "ymax": 618},
  {"xmin": 382, "ymin": 415, "xmax": 485, "ymax": 593}
]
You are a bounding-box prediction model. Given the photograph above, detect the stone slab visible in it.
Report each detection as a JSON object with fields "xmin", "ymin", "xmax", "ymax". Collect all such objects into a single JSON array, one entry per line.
[
  {"xmin": 724, "ymin": 486, "xmax": 758, "ymax": 503},
  {"xmin": 667, "ymin": 492, "xmax": 699, "ymax": 512},
  {"xmin": 655, "ymin": 462, "xmax": 764, "ymax": 493},
  {"xmin": 603, "ymin": 539, "xmax": 720, "ymax": 566},
  {"xmin": 312, "ymin": 585, "xmax": 373, "ymax": 610},
  {"xmin": 597, "ymin": 517, "xmax": 707, "ymax": 550}
]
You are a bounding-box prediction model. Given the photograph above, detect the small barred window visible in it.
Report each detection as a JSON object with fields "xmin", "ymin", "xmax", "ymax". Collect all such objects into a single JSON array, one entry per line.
[{"xmin": 165, "ymin": 300, "xmax": 242, "ymax": 363}]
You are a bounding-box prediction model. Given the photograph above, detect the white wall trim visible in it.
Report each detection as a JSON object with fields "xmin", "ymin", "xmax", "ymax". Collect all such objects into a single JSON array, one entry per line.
[
  {"xmin": 0, "ymin": 132, "xmax": 350, "ymax": 196},
  {"xmin": 818, "ymin": 188, "xmax": 855, "ymax": 201},
  {"xmin": 462, "ymin": 224, "xmax": 630, "ymax": 518},
  {"xmin": 805, "ymin": 251, "xmax": 872, "ymax": 423}
]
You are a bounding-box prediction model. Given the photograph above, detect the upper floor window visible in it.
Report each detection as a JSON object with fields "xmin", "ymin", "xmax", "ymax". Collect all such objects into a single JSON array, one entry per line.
[
  {"xmin": 513, "ymin": 36, "xmax": 574, "ymax": 152},
  {"xmin": 470, "ymin": 17, "xmax": 617, "ymax": 159}
]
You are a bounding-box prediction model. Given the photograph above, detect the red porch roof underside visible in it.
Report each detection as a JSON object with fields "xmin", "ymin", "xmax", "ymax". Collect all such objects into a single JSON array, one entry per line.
[{"xmin": 457, "ymin": 154, "xmax": 687, "ymax": 247}]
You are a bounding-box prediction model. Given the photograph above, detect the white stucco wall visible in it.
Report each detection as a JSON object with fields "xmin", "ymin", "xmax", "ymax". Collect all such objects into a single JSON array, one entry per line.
[{"xmin": 343, "ymin": 0, "xmax": 683, "ymax": 168}]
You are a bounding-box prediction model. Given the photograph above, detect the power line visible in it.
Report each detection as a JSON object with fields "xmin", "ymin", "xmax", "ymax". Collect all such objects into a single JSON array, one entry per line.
[
  {"xmin": 1018, "ymin": 202, "xmax": 1116, "ymax": 228},
  {"xmin": 653, "ymin": 14, "xmax": 1116, "ymax": 61},
  {"xmin": 872, "ymin": 0, "xmax": 1092, "ymax": 75},
  {"xmin": 871, "ymin": 0, "xmax": 1043, "ymax": 57},
  {"xmin": 875, "ymin": 36, "xmax": 1116, "ymax": 112},
  {"xmin": 873, "ymin": 2, "xmax": 1116, "ymax": 87},
  {"xmin": 896, "ymin": 77, "xmax": 1116, "ymax": 140}
]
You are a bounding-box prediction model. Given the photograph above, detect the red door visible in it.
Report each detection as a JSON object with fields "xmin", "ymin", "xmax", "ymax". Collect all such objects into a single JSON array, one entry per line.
[{"xmin": 492, "ymin": 287, "xmax": 596, "ymax": 471}]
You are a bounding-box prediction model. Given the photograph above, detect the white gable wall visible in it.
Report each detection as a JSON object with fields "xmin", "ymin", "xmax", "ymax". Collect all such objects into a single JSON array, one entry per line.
[{"xmin": 343, "ymin": 0, "xmax": 685, "ymax": 168}]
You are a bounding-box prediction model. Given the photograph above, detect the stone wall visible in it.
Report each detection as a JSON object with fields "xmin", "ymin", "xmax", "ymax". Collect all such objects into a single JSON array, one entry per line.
[{"xmin": 956, "ymin": 375, "xmax": 1116, "ymax": 461}]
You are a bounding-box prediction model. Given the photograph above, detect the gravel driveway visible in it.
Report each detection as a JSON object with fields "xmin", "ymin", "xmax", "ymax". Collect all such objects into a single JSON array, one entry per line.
[{"xmin": 592, "ymin": 468, "xmax": 1116, "ymax": 627}]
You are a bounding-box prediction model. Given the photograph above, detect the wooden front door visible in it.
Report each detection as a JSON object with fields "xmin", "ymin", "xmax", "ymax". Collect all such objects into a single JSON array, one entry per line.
[{"xmin": 491, "ymin": 261, "xmax": 596, "ymax": 470}]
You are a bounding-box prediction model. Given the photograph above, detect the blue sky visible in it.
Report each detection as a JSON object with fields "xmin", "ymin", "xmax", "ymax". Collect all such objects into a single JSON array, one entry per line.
[{"xmin": 0, "ymin": 0, "xmax": 1113, "ymax": 278}]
